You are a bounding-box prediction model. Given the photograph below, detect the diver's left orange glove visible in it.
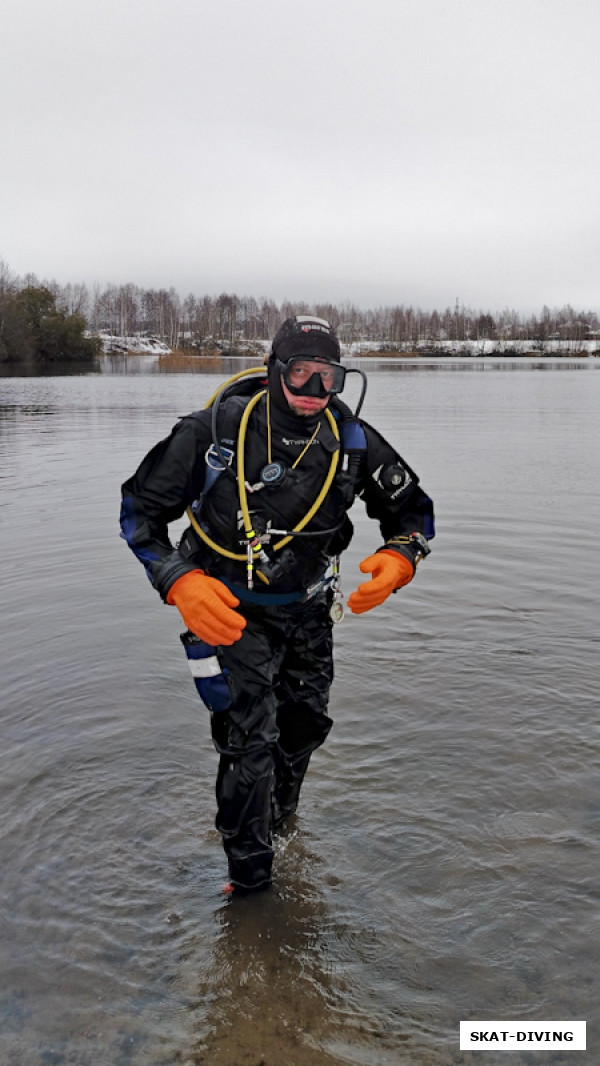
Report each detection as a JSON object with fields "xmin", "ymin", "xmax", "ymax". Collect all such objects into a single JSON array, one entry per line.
[{"xmin": 347, "ymin": 551, "xmax": 414, "ymax": 615}]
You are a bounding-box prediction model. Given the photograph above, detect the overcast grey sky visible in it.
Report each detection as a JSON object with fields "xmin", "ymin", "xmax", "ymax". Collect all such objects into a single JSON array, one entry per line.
[{"xmin": 2, "ymin": 0, "xmax": 599, "ymax": 313}]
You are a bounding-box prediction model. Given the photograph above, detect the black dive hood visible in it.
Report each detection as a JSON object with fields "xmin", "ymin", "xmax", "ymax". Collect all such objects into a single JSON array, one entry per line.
[
  {"xmin": 271, "ymin": 315, "xmax": 341, "ymax": 365},
  {"xmin": 269, "ymin": 314, "xmax": 343, "ymax": 411}
]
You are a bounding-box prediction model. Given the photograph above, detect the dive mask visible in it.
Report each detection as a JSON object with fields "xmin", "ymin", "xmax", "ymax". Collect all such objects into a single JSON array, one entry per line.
[{"xmin": 276, "ymin": 356, "xmax": 346, "ymax": 397}]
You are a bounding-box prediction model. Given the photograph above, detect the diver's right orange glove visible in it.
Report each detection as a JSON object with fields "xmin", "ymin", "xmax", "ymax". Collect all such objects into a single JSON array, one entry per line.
[{"xmin": 166, "ymin": 570, "xmax": 246, "ymax": 646}]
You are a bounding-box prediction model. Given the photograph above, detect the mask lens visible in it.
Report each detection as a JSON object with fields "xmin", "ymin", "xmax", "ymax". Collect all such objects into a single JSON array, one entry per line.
[{"xmin": 283, "ymin": 358, "xmax": 345, "ymax": 395}]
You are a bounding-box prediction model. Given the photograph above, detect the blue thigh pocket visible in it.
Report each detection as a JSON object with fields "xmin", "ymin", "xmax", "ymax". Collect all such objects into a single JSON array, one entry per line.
[{"xmin": 180, "ymin": 632, "xmax": 232, "ymax": 713}]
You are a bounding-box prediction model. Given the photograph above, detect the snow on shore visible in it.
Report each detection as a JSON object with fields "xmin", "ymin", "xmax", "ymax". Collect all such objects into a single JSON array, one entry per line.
[
  {"xmin": 94, "ymin": 332, "xmax": 599, "ymax": 358},
  {"xmin": 96, "ymin": 332, "xmax": 172, "ymax": 355},
  {"xmin": 346, "ymin": 338, "xmax": 599, "ymax": 356}
]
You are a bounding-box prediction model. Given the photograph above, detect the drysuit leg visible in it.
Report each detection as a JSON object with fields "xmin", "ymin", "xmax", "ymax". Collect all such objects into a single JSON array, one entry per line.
[
  {"xmin": 211, "ymin": 615, "xmax": 284, "ymax": 890},
  {"xmin": 209, "ymin": 596, "xmax": 334, "ymax": 888},
  {"xmin": 272, "ymin": 597, "xmax": 334, "ymax": 827}
]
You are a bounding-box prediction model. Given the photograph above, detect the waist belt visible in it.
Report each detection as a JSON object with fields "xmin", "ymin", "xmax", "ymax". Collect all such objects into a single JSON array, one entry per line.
[{"xmin": 222, "ymin": 571, "xmax": 332, "ymax": 606}]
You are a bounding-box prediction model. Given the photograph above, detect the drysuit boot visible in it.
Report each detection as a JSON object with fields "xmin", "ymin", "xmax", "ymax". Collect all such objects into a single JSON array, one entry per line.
[{"xmin": 271, "ymin": 750, "xmax": 312, "ymax": 829}]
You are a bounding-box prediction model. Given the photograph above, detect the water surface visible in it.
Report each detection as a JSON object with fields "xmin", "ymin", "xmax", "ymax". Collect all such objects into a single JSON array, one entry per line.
[{"xmin": 1, "ymin": 357, "xmax": 598, "ymax": 1065}]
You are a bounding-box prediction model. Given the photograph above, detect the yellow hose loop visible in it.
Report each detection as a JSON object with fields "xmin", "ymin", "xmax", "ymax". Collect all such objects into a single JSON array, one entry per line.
[
  {"xmin": 186, "ymin": 508, "xmax": 246, "ymax": 560},
  {"xmin": 203, "ymin": 366, "xmax": 266, "ymax": 410},
  {"xmin": 271, "ymin": 406, "xmax": 339, "ymax": 552},
  {"xmin": 237, "ymin": 390, "xmax": 267, "ymax": 543},
  {"xmin": 187, "ymin": 389, "xmax": 341, "ymax": 562}
]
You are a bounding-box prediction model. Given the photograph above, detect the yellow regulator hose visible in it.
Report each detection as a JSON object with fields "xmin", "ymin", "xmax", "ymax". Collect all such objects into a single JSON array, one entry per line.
[{"xmin": 187, "ymin": 383, "xmax": 340, "ymax": 562}]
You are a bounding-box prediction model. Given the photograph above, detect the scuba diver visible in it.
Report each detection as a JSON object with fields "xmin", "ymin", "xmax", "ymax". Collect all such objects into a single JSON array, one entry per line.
[{"xmin": 120, "ymin": 315, "xmax": 434, "ymax": 894}]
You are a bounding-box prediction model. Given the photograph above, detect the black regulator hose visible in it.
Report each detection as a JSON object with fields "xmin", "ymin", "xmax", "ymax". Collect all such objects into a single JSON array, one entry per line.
[{"xmin": 344, "ymin": 367, "xmax": 368, "ymax": 417}]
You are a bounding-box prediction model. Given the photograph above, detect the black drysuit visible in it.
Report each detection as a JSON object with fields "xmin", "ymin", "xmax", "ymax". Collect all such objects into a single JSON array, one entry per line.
[{"xmin": 120, "ymin": 379, "xmax": 434, "ymax": 889}]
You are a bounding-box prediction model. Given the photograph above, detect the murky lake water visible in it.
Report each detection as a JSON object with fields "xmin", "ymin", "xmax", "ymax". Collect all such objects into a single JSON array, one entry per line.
[{"xmin": 1, "ymin": 356, "xmax": 598, "ymax": 1065}]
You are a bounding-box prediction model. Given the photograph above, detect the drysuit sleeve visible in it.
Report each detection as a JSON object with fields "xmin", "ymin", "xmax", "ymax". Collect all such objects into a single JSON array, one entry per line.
[
  {"xmin": 120, "ymin": 413, "xmax": 212, "ymax": 599},
  {"xmin": 359, "ymin": 420, "xmax": 435, "ymax": 571}
]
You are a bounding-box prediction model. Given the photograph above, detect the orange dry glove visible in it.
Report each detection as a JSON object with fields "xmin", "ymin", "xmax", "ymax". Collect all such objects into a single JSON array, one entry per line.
[
  {"xmin": 166, "ymin": 570, "xmax": 246, "ymax": 646},
  {"xmin": 347, "ymin": 551, "xmax": 414, "ymax": 615}
]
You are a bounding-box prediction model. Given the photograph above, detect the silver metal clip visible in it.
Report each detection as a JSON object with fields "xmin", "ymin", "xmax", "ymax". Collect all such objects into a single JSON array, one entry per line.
[
  {"xmin": 329, "ymin": 555, "xmax": 345, "ymax": 623},
  {"xmin": 246, "ymin": 542, "xmax": 254, "ymax": 590}
]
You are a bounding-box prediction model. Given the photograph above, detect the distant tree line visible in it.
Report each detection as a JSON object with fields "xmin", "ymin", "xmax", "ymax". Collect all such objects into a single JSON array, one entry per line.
[
  {"xmin": 79, "ymin": 284, "xmax": 600, "ymax": 349},
  {"xmin": 2, "ymin": 260, "xmax": 599, "ymax": 355}
]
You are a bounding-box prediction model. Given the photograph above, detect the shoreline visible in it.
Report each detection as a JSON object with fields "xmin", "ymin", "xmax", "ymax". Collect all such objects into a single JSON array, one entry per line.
[{"xmin": 101, "ymin": 342, "xmax": 600, "ymax": 360}]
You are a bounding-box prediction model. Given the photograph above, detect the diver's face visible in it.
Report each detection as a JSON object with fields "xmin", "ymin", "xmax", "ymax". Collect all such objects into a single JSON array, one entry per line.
[{"xmin": 280, "ymin": 359, "xmax": 333, "ymax": 416}]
